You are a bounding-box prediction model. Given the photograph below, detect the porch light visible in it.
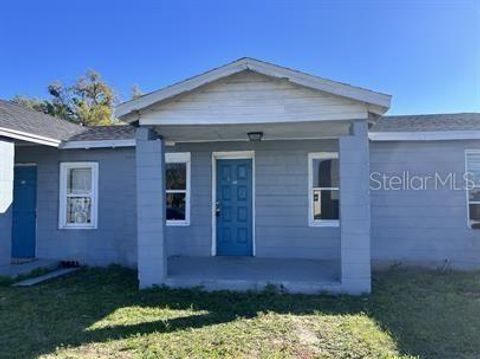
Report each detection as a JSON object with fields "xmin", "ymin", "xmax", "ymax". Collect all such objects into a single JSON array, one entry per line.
[{"xmin": 247, "ymin": 131, "xmax": 263, "ymax": 142}]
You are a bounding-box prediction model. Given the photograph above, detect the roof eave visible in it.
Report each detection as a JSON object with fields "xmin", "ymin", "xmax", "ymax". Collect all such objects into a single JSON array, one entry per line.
[{"xmin": 0, "ymin": 126, "xmax": 61, "ymax": 147}]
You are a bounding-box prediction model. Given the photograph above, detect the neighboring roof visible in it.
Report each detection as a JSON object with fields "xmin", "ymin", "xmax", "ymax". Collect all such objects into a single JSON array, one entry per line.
[
  {"xmin": 61, "ymin": 125, "xmax": 137, "ymax": 149},
  {"xmin": 116, "ymin": 57, "xmax": 392, "ymax": 119},
  {"xmin": 370, "ymin": 113, "xmax": 480, "ymax": 141},
  {"xmin": 0, "ymin": 99, "xmax": 137, "ymax": 148},
  {"xmin": 67, "ymin": 125, "xmax": 136, "ymax": 141},
  {"xmin": 0, "ymin": 99, "xmax": 84, "ymax": 146}
]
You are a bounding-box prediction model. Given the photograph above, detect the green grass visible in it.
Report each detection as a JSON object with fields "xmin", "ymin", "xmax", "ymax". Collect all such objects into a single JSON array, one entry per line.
[{"xmin": 0, "ymin": 266, "xmax": 479, "ymax": 358}]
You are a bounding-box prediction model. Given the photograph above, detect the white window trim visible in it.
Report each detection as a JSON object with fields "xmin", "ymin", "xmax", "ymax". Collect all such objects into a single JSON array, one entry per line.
[
  {"xmin": 59, "ymin": 162, "xmax": 99, "ymax": 230},
  {"xmin": 308, "ymin": 152, "xmax": 340, "ymax": 227},
  {"xmin": 465, "ymin": 149, "xmax": 480, "ymax": 229},
  {"xmin": 166, "ymin": 152, "xmax": 191, "ymax": 226}
]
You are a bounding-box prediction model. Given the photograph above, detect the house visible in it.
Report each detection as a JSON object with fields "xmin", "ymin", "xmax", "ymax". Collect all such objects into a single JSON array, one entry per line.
[{"xmin": 0, "ymin": 58, "xmax": 478, "ymax": 294}]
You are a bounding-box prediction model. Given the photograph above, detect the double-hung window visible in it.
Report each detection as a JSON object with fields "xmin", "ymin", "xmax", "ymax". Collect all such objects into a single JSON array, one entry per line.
[
  {"xmin": 166, "ymin": 152, "xmax": 191, "ymax": 226},
  {"xmin": 308, "ymin": 152, "xmax": 339, "ymax": 227},
  {"xmin": 59, "ymin": 162, "xmax": 98, "ymax": 229},
  {"xmin": 466, "ymin": 150, "xmax": 480, "ymax": 229}
]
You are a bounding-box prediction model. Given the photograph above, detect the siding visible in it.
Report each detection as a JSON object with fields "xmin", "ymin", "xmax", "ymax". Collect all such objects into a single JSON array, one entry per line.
[
  {"xmin": 168, "ymin": 140, "xmax": 340, "ymax": 260},
  {"xmin": 370, "ymin": 140, "xmax": 480, "ymax": 269},
  {"xmin": 15, "ymin": 139, "xmax": 340, "ymax": 266},
  {"xmin": 15, "ymin": 146, "xmax": 137, "ymax": 267},
  {"xmin": 0, "ymin": 208, "xmax": 11, "ymax": 265},
  {"xmin": 141, "ymin": 70, "xmax": 368, "ymax": 125},
  {"xmin": 0, "ymin": 140, "xmax": 14, "ymax": 265}
]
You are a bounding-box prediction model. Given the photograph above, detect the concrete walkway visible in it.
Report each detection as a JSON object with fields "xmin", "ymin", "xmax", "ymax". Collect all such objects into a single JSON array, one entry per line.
[
  {"xmin": 0, "ymin": 259, "xmax": 59, "ymax": 278},
  {"xmin": 13, "ymin": 268, "xmax": 79, "ymax": 287}
]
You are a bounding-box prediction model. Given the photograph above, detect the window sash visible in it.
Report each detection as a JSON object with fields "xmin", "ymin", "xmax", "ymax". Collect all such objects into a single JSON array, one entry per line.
[
  {"xmin": 59, "ymin": 163, "xmax": 98, "ymax": 229},
  {"xmin": 466, "ymin": 150, "xmax": 480, "ymax": 229},
  {"xmin": 165, "ymin": 153, "xmax": 191, "ymax": 226},
  {"xmin": 308, "ymin": 153, "xmax": 339, "ymax": 227}
]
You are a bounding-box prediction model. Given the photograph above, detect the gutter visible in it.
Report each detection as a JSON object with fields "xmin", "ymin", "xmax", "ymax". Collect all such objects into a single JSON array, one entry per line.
[{"xmin": 0, "ymin": 127, "xmax": 61, "ymax": 147}]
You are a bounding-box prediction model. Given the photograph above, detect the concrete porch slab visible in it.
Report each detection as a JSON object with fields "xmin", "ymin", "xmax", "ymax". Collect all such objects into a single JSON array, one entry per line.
[{"xmin": 166, "ymin": 256, "xmax": 341, "ymax": 294}]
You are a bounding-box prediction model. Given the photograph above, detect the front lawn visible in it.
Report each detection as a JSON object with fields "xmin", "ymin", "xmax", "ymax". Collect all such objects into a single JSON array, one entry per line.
[{"xmin": 0, "ymin": 266, "xmax": 479, "ymax": 358}]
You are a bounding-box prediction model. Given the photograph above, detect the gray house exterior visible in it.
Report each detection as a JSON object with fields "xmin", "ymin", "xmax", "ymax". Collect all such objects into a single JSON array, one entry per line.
[{"xmin": 0, "ymin": 58, "xmax": 479, "ymax": 294}]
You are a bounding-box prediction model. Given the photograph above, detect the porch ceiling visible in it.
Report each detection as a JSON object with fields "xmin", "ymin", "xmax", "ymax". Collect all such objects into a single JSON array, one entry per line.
[{"xmin": 154, "ymin": 120, "xmax": 351, "ymax": 143}]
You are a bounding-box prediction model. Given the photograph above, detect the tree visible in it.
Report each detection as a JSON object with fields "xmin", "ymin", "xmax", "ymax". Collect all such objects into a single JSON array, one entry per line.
[
  {"xmin": 72, "ymin": 70, "xmax": 116, "ymax": 126},
  {"xmin": 12, "ymin": 69, "xmax": 117, "ymax": 126},
  {"xmin": 11, "ymin": 95, "xmax": 49, "ymax": 114},
  {"xmin": 131, "ymin": 83, "xmax": 143, "ymax": 100}
]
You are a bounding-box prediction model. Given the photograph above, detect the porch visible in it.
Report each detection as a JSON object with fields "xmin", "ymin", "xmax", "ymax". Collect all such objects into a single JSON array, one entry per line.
[
  {"xmin": 126, "ymin": 59, "xmax": 389, "ymax": 295},
  {"xmin": 166, "ymin": 256, "xmax": 341, "ymax": 294},
  {"xmin": 136, "ymin": 120, "xmax": 372, "ymax": 295}
]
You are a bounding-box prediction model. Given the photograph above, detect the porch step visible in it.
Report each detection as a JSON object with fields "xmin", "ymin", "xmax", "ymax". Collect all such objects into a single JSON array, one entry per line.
[
  {"xmin": 165, "ymin": 277, "xmax": 343, "ymax": 295},
  {"xmin": 13, "ymin": 268, "xmax": 80, "ymax": 287}
]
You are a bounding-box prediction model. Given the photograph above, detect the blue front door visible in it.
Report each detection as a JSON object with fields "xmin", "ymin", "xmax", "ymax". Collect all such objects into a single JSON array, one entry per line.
[
  {"xmin": 216, "ymin": 159, "xmax": 253, "ymax": 256},
  {"xmin": 12, "ymin": 166, "xmax": 37, "ymax": 258}
]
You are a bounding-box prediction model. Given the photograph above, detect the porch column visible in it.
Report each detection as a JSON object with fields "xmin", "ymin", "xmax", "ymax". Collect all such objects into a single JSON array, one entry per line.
[
  {"xmin": 0, "ymin": 140, "xmax": 14, "ymax": 266},
  {"xmin": 339, "ymin": 120, "xmax": 371, "ymax": 294},
  {"xmin": 136, "ymin": 127, "xmax": 167, "ymax": 288}
]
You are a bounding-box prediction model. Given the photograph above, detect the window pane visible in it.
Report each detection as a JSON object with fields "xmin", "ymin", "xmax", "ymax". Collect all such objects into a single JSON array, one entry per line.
[
  {"xmin": 313, "ymin": 189, "xmax": 339, "ymax": 220},
  {"xmin": 313, "ymin": 158, "xmax": 339, "ymax": 188},
  {"xmin": 166, "ymin": 163, "xmax": 186, "ymax": 190},
  {"xmin": 67, "ymin": 197, "xmax": 92, "ymax": 224},
  {"xmin": 470, "ymin": 204, "xmax": 480, "ymax": 229},
  {"xmin": 166, "ymin": 193, "xmax": 186, "ymax": 221},
  {"xmin": 469, "ymin": 188, "xmax": 480, "ymax": 202},
  {"xmin": 68, "ymin": 168, "xmax": 92, "ymax": 195}
]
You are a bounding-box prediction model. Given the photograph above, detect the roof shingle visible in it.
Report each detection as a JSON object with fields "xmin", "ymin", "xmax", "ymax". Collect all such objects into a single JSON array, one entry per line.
[
  {"xmin": 0, "ymin": 99, "xmax": 84, "ymax": 141},
  {"xmin": 372, "ymin": 113, "xmax": 480, "ymax": 132},
  {"xmin": 67, "ymin": 125, "xmax": 136, "ymax": 141}
]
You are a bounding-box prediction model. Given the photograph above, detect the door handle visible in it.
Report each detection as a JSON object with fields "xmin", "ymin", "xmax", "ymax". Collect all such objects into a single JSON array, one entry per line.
[{"xmin": 215, "ymin": 201, "xmax": 221, "ymax": 217}]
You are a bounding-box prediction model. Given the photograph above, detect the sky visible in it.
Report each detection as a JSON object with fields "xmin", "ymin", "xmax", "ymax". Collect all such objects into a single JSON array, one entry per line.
[{"xmin": 0, "ymin": 0, "xmax": 479, "ymax": 115}]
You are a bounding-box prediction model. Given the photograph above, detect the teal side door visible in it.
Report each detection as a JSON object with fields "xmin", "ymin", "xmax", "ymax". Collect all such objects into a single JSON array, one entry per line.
[
  {"xmin": 216, "ymin": 159, "xmax": 253, "ymax": 256},
  {"xmin": 11, "ymin": 166, "xmax": 37, "ymax": 259}
]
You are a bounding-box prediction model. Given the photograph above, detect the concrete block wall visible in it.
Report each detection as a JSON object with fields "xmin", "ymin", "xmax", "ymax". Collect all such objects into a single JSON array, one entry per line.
[
  {"xmin": 339, "ymin": 120, "xmax": 371, "ymax": 294},
  {"xmin": 136, "ymin": 127, "xmax": 167, "ymax": 288}
]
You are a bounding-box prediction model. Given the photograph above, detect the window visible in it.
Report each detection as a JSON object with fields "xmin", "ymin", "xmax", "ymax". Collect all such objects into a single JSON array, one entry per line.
[
  {"xmin": 59, "ymin": 162, "xmax": 98, "ymax": 229},
  {"xmin": 308, "ymin": 152, "xmax": 339, "ymax": 227},
  {"xmin": 466, "ymin": 150, "xmax": 480, "ymax": 229},
  {"xmin": 166, "ymin": 153, "xmax": 191, "ymax": 225}
]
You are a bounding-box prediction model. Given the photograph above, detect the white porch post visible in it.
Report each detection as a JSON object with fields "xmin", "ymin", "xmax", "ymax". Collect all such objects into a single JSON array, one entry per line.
[
  {"xmin": 339, "ymin": 120, "xmax": 371, "ymax": 294},
  {"xmin": 0, "ymin": 140, "xmax": 14, "ymax": 266},
  {"xmin": 136, "ymin": 127, "xmax": 167, "ymax": 288}
]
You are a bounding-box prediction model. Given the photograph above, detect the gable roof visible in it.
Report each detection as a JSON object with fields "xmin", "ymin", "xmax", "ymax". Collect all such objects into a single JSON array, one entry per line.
[
  {"xmin": 116, "ymin": 57, "xmax": 392, "ymax": 119},
  {"xmin": 370, "ymin": 113, "xmax": 480, "ymax": 141},
  {"xmin": 0, "ymin": 99, "xmax": 84, "ymax": 146}
]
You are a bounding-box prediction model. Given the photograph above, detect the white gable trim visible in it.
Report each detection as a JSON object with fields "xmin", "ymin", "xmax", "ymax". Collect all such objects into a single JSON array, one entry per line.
[
  {"xmin": 0, "ymin": 126, "xmax": 61, "ymax": 147},
  {"xmin": 116, "ymin": 58, "xmax": 391, "ymax": 119},
  {"xmin": 369, "ymin": 131, "xmax": 480, "ymax": 141}
]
